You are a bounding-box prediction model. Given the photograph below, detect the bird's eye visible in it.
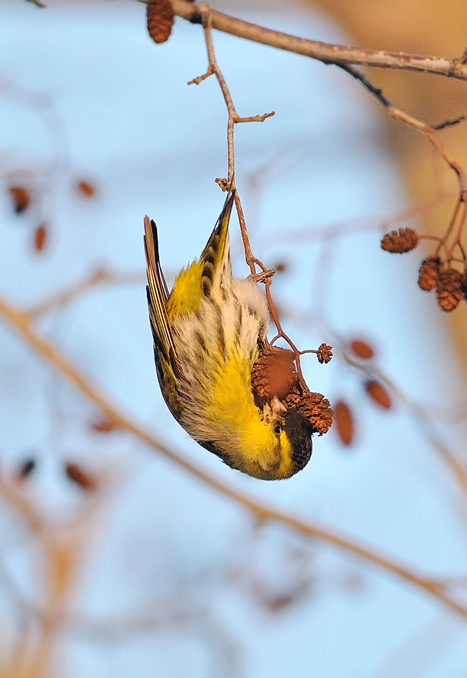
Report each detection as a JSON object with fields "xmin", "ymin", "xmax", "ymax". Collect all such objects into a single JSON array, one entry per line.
[{"xmin": 274, "ymin": 423, "xmax": 282, "ymax": 437}]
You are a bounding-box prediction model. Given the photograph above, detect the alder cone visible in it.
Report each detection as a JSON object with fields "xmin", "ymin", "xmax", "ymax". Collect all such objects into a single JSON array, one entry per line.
[
  {"xmin": 436, "ymin": 268, "xmax": 463, "ymax": 312},
  {"xmin": 147, "ymin": 0, "xmax": 174, "ymax": 44},
  {"xmin": 418, "ymin": 256, "xmax": 440, "ymax": 291},
  {"xmin": 380, "ymin": 227, "xmax": 419, "ymax": 253},
  {"xmin": 283, "ymin": 389, "xmax": 333, "ymax": 435},
  {"xmin": 334, "ymin": 401, "xmax": 354, "ymax": 446},
  {"xmin": 251, "ymin": 348, "xmax": 297, "ymax": 401},
  {"xmin": 364, "ymin": 379, "xmax": 392, "ymax": 409}
]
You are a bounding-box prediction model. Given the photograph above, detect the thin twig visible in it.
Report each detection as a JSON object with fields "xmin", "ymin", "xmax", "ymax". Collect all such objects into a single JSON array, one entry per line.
[
  {"xmin": 432, "ymin": 115, "xmax": 467, "ymax": 131},
  {"xmin": 25, "ymin": 268, "xmax": 145, "ymax": 318},
  {"xmin": 188, "ymin": 5, "xmax": 274, "ymax": 190},
  {"xmin": 322, "ymin": 66, "xmax": 467, "ymax": 200},
  {"xmin": 388, "ymin": 106, "xmax": 467, "ymax": 197}
]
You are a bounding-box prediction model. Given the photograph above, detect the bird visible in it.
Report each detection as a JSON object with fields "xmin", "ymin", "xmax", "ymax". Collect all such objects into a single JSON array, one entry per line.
[{"xmin": 143, "ymin": 191, "xmax": 314, "ymax": 480}]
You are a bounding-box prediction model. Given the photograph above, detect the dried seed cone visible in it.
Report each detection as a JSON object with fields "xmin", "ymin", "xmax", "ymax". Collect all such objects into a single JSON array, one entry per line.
[
  {"xmin": 251, "ymin": 348, "xmax": 297, "ymax": 401},
  {"xmin": 284, "ymin": 389, "xmax": 333, "ymax": 435},
  {"xmin": 436, "ymin": 268, "xmax": 463, "ymax": 312},
  {"xmin": 334, "ymin": 401, "xmax": 354, "ymax": 446},
  {"xmin": 380, "ymin": 227, "xmax": 419, "ymax": 253},
  {"xmin": 147, "ymin": 0, "xmax": 174, "ymax": 44},
  {"xmin": 418, "ymin": 256, "xmax": 441, "ymax": 291}
]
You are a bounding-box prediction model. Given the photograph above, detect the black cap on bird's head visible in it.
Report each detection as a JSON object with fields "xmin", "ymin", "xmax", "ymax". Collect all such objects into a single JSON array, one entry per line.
[{"xmin": 283, "ymin": 409, "xmax": 313, "ymax": 474}]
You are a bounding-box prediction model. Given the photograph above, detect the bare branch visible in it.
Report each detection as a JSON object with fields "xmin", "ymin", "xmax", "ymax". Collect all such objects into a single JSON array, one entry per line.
[
  {"xmin": 25, "ymin": 267, "xmax": 145, "ymax": 318},
  {"xmin": 162, "ymin": 0, "xmax": 467, "ymax": 81},
  {"xmin": 188, "ymin": 6, "xmax": 274, "ymax": 189}
]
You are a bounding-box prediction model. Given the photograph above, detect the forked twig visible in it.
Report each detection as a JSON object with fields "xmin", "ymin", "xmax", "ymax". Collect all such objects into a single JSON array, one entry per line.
[{"xmin": 188, "ymin": 5, "xmax": 274, "ymax": 190}]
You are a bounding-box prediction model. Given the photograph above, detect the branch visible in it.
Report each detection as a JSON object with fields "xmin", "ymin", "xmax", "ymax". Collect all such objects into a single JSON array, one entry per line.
[
  {"xmin": 25, "ymin": 267, "xmax": 145, "ymax": 318},
  {"xmin": 164, "ymin": 0, "xmax": 467, "ymax": 81},
  {"xmin": 187, "ymin": 6, "xmax": 274, "ymax": 190},
  {"xmin": 0, "ymin": 294, "xmax": 466, "ymax": 619}
]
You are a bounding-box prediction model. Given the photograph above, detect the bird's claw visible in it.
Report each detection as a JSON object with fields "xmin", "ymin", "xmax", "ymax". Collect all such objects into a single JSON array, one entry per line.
[{"xmin": 248, "ymin": 269, "xmax": 275, "ymax": 284}]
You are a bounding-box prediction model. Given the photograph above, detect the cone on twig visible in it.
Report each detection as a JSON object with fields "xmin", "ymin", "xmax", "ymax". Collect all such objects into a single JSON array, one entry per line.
[
  {"xmin": 380, "ymin": 227, "xmax": 419, "ymax": 253},
  {"xmin": 436, "ymin": 267, "xmax": 463, "ymax": 312},
  {"xmin": 316, "ymin": 343, "xmax": 333, "ymax": 364},
  {"xmin": 418, "ymin": 256, "xmax": 441, "ymax": 291},
  {"xmin": 251, "ymin": 347, "xmax": 297, "ymax": 401},
  {"xmin": 283, "ymin": 388, "xmax": 333, "ymax": 435},
  {"xmin": 147, "ymin": 0, "xmax": 174, "ymax": 44}
]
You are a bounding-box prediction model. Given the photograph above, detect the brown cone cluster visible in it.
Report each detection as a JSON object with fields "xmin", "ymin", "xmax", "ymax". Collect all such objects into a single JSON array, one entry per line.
[
  {"xmin": 417, "ymin": 258, "xmax": 464, "ymax": 312},
  {"xmin": 251, "ymin": 346, "xmax": 333, "ymax": 436},
  {"xmin": 380, "ymin": 227, "xmax": 419, "ymax": 253},
  {"xmin": 147, "ymin": 0, "xmax": 174, "ymax": 44},
  {"xmin": 382, "ymin": 227, "xmax": 467, "ymax": 312}
]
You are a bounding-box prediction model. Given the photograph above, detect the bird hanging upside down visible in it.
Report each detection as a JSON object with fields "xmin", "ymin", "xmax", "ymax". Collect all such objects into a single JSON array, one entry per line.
[{"xmin": 144, "ymin": 191, "xmax": 332, "ymax": 480}]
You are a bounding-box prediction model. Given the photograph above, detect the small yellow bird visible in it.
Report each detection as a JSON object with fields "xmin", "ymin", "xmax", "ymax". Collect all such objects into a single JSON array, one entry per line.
[{"xmin": 144, "ymin": 191, "xmax": 314, "ymax": 479}]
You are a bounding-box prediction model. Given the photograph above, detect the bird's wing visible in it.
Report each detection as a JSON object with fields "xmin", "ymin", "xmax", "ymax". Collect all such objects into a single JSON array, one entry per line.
[{"xmin": 144, "ymin": 215, "xmax": 180, "ymax": 379}]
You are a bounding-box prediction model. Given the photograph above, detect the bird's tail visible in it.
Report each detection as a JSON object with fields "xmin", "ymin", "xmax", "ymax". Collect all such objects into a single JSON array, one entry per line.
[{"xmin": 199, "ymin": 190, "xmax": 235, "ymax": 297}]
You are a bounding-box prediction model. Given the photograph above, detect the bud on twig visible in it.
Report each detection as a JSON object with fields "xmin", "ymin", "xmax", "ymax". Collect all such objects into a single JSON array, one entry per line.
[
  {"xmin": 364, "ymin": 379, "xmax": 392, "ymax": 410},
  {"xmin": 9, "ymin": 185, "xmax": 30, "ymax": 214},
  {"xmin": 316, "ymin": 343, "xmax": 333, "ymax": 364},
  {"xmin": 64, "ymin": 462, "xmax": 98, "ymax": 491},
  {"xmin": 33, "ymin": 223, "xmax": 47, "ymax": 252},
  {"xmin": 350, "ymin": 339, "xmax": 374, "ymax": 360},
  {"xmin": 334, "ymin": 401, "xmax": 354, "ymax": 446}
]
